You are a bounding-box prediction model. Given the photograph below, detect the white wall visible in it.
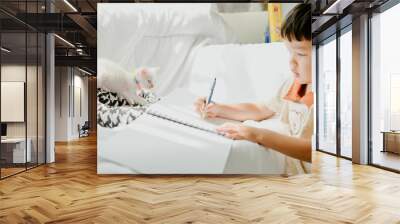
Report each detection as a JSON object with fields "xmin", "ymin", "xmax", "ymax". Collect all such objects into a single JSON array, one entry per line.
[
  {"xmin": 1, "ymin": 66, "xmax": 26, "ymax": 136},
  {"xmin": 55, "ymin": 67, "xmax": 89, "ymax": 141},
  {"xmin": 215, "ymin": 3, "xmax": 297, "ymax": 14},
  {"xmin": 218, "ymin": 3, "xmax": 298, "ymax": 44},
  {"xmin": 220, "ymin": 12, "xmax": 268, "ymax": 44},
  {"xmin": 55, "ymin": 66, "xmax": 68, "ymax": 141},
  {"xmin": 1, "ymin": 63, "xmax": 46, "ymax": 164},
  {"xmin": 71, "ymin": 74, "xmax": 89, "ymax": 138},
  {"xmin": 1, "ymin": 65, "xmax": 38, "ymax": 138}
]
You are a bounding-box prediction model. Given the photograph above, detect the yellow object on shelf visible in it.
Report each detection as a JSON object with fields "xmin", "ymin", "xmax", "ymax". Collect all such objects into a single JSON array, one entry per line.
[{"xmin": 268, "ymin": 3, "xmax": 283, "ymax": 42}]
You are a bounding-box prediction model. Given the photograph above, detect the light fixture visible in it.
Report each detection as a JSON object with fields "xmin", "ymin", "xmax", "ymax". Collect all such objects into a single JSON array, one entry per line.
[
  {"xmin": 63, "ymin": 0, "xmax": 78, "ymax": 12},
  {"xmin": 78, "ymin": 67, "xmax": 92, "ymax": 76},
  {"xmin": 1, "ymin": 47, "xmax": 11, "ymax": 53},
  {"xmin": 54, "ymin": 34, "xmax": 75, "ymax": 48},
  {"xmin": 76, "ymin": 48, "xmax": 85, "ymax": 55},
  {"xmin": 323, "ymin": 0, "xmax": 354, "ymax": 15}
]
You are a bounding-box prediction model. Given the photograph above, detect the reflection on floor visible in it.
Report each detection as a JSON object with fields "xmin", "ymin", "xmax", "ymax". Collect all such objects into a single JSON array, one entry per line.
[
  {"xmin": 0, "ymin": 167, "xmax": 25, "ymax": 177},
  {"xmin": 0, "ymin": 162, "xmax": 42, "ymax": 178},
  {"xmin": 340, "ymin": 147, "xmax": 352, "ymax": 158},
  {"xmin": 373, "ymin": 150, "xmax": 400, "ymax": 171}
]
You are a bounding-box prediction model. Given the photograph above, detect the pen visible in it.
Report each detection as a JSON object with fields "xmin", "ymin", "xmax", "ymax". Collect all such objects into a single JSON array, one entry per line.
[{"xmin": 203, "ymin": 77, "xmax": 216, "ymax": 118}]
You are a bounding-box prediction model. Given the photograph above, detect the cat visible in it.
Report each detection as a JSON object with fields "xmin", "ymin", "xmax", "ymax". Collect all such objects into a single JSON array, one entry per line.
[
  {"xmin": 134, "ymin": 67, "xmax": 159, "ymax": 102},
  {"xmin": 97, "ymin": 58, "xmax": 159, "ymax": 106}
]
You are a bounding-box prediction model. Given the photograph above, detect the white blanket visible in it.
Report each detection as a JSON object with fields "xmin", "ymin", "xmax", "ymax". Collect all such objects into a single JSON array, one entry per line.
[
  {"xmin": 98, "ymin": 3, "xmax": 236, "ymax": 96},
  {"xmin": 224, "ymin": 118, "xmax": 290, "ymax": 174},
  {"xmin": 98, "ymin": 88, "xmax": 295, "ymax": 174}
]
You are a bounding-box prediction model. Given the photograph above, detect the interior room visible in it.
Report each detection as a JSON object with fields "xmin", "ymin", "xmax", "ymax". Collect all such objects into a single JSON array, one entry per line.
[
  {"xmin": 0, "ymin": 11, "xmax": 46, "ymax": 178},
  {"xmin": 0, "ymin": 0, "xmax": 399, "ymax": 223}
]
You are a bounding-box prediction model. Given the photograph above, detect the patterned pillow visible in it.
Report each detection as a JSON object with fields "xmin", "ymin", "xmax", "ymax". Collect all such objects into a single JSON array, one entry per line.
[
  {"xmin": 97, "ymin": 88, "xmax": 136, "ymax": 107},
  {"xmin": 97, "ymin": 88, "xmax": 158, "ymax": 128},
  {"xmin": 97, "ymin": 102, "xmax": 144, "ymax": 128}
]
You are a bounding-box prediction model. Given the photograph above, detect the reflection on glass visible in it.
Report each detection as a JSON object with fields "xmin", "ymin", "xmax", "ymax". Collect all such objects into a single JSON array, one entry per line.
[
  {"xmin": 38, "ymin": 33, "xmax": 46, "ymax": 165},
  {"xmin": 371, "ymin": 3, "xmax": 400, "ymax": 171},
  {"xmin": 0, "ymin": 1, "xmax": 46, "ymax": 179},
  {"xmin": 1, "ymin": 31, "xmax": 27, "ymax": 177},
  {"xmin": 340, "ymin": 30, "xmax": 352, "ymax": 158},
  {"xmin": 318, "ymin": 37, "xmax": 337, "ymax": 154},
  {"xmin": 27, "ymin": 31, "xmax": 38, "ymax": 169},
  {"xmin": 390, "ymin": 74, "xmax": 400, "ymax": 130}
]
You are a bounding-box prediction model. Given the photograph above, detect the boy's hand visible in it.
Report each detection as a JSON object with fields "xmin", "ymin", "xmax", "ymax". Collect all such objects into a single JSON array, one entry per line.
[
  {"xmin": 194, "ymin": 97, "xmax": 220, "ymax": 119},
  {"xmin": 216, "ymin": 123, "xmax": 254, "ymax": 140}
]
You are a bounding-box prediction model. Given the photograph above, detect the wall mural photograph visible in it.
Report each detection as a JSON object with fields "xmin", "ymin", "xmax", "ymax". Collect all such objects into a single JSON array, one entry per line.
[{"xmin": 97, "ymin": 3, "xmax": 313, "ymax": 175}]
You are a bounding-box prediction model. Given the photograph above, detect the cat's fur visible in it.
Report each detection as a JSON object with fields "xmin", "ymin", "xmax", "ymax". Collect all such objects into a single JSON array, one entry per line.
[{"xmin": 98, "ymin": 58, "xmax": 158, "ymax": 106}]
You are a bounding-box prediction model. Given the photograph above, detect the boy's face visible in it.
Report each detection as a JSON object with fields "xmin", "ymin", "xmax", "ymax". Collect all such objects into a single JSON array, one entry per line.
[{"xmin": 284, "ymin": 39, "xmax": 312, "ymax": 84}]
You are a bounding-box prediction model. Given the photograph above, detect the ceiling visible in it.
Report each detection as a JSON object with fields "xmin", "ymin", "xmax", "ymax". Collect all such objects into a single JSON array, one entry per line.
[
  {"xmin": 311, "ymin": 0, "xmax": 392, "ymax": 44},
  {"xmin": 1, "ymin": 0, "xmax": 394, "ymax": 74}
]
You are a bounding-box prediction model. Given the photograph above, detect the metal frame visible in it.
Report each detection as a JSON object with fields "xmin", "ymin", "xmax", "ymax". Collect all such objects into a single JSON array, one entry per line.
[
  {"xmin": 336, "ymin": 18, "xmax": 341, "ymax": 158},
  {"xmin": 367, "ymin": 10, "xmax": 373, "ymax": 166}
]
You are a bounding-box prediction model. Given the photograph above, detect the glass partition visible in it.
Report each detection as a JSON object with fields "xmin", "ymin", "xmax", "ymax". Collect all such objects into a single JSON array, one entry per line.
[
  {"xmin": 1, "ymin": 31, "xmax": 28, "ymax": 177},
  {"xmin": 0, "ymin": 1, "xmax": 46, "ymax": 179},
  {"xmin": 27, "ymin": 31, "xmax": 38, "ymax": 169},
  {"xmin": 339, "ymin": 28, "xmax": 352, "ymax": 158},
  {"xmin": 317, "ymin": 36, "xmax": 337, "ymax": 155},
  {"xmin": 38, "ymin": 32, "xmax": 45, "ymax": 165},
  {"xmin": 370, "ymin": 3, "xmax": 400, "ymax": 171}
]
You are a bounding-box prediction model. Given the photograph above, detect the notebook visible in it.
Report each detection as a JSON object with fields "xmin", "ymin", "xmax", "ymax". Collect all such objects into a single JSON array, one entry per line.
[
  {"xmin": 98, "ymin": 88, "xmax": 234, "ymax": 174},
  {"xmin": 145, "ymin": 88, "xmax": 228, "ymax": 137}
]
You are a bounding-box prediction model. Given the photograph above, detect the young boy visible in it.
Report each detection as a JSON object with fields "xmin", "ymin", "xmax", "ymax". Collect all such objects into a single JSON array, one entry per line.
[{"xmin": 194, "ymin": 4, "xmax": 313, "ymax": 165}]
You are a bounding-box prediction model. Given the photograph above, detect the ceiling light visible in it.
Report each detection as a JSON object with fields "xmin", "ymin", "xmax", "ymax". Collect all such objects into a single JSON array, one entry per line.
[
  {"xmin": 78, "ymin": 67, "xmax": 92, "ymax": 76},
  {"xmin": 63, "ymin": 0, "xmax": 78, "ymax": 12},
  {"xmin": 54, "ymin": 34, "xmax": 75, "ymax": 48},
  {"xmin": 323, "ymin": 0, "xmax": 354, "ymax": 15},
  {"xmin": 1, "ymin": 47, "xmax": 11, "ymax": 53}
]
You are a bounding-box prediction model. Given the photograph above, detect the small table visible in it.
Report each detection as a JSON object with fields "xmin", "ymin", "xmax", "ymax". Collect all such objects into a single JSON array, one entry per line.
[{"xmin": 381, "ymin": 131, "xmax": 400, "ymax": 154}]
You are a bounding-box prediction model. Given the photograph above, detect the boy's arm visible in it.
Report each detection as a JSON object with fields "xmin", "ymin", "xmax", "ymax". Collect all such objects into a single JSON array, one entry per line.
[
  {"xmin": 194, "ymin": 97, "xmax": 275, "ymax": 121},
  {"xmin": 250, "ymin": 128, "xmax": 311, "ymax": 162},
  {"xmin": 215, "ymin": 103, "xmax": 275, "ymax": 121},
  {"xmin": 216, "ymin": 124, "xmax": 311, "ymax": 162}
]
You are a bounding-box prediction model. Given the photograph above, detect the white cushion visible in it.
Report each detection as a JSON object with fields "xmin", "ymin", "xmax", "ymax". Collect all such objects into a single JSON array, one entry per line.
[{"xmin": 187, "ymin": 42, "xmax": 291, "ymax": 104}]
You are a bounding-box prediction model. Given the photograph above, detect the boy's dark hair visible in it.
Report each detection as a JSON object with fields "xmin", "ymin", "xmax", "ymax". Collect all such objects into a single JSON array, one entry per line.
[{"xmin": 280, "ymin": 3, "xmax": 311, "ymax": 41}]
